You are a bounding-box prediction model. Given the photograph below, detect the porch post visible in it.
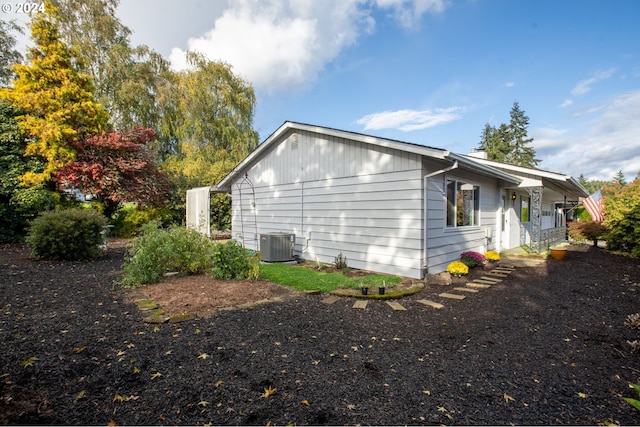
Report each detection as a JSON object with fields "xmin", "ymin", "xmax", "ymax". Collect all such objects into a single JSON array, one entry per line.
[{"xmin": 529, "ymin": 186, "xmax": 543, "ymax": 253}]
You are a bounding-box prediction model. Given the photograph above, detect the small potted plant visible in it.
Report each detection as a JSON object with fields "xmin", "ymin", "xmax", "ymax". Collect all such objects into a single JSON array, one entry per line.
[
  {"xmin": 378, "ymin": 280, "xmax": 386, "ymax": 295},
  {"xmin": 360, "ymin": 282, "xmax": 369, "ymax": 295},
  {"xmin": 549, "ymin": 245, "xmax": 567, "ymax": 260}
]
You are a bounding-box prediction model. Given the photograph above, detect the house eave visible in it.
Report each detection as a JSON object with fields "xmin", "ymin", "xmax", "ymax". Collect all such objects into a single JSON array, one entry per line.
[
  {"xmin": 461, "ymin": 155, "xmax": 589, "ymax": 199},
  {"xmin": 447, "ymin": 153, "xmax": 522, "ymax": 185}
]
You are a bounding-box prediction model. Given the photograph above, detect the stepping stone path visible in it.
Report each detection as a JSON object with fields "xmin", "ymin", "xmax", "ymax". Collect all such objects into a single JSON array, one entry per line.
[
  {"xmin": 321, "ymin": 295, "xmax": 341, "ymax": 305},
  {"xmin": 453, "ymin": 287, "xmax": 479, "ymax": 293},
  {"xmin": 467, "ymin": 282, "xmax": 491, "ymax": 289},
  {"xmin": 386, "ymin": 301, "xmax": 407, "ymax": 311},
  {"xmin": 439, "ymin": 292, "xmax": 466, "ymax": 300},
  {"xmin": 353, "ymin": 300, "xmax": 368, "ymax": 309},
  {"xmin": 320, "ymin": 263, "xmax": 518, "ymax": 312},
  {"xmin": 417, "ymin": 299, "xmax": 444, "ymax": 309}
]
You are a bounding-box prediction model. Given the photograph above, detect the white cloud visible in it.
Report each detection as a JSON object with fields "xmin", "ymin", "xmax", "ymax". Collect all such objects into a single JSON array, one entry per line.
[
  {"xmin": 536, "ymin": 90, "xmax": 640, "ymax": 181},
  {"xmin": 570, "ymin": 68, "xmax": 617, "ymax": 97},
  {"xmin": 170, "ymin": 0, "xmax": 369, "ymax": 92},
  {"xmin": 505, "ymin": 82, "xmax": 515, "ymax": 88},
  {"xmin": 357, "ymin": 107, "xmax": 466, "ymax": 131},
  {"xmin": 374, "ymin": 0, "xmax": 446, "ymax": 29},
  {"xmin": 168, "ymin": 0, "xmax": 447, "ymax": 93},
  {"xmin": 531, "ymin": 127, "xmax": 568, "ymax": 149},
  {"xmin": 559, "ymin": 99, "xmax": 573, "ymax": 108}
]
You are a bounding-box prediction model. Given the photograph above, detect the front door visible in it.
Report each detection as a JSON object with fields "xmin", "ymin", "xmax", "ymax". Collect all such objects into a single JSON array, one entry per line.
[{"xmin": 500, "ymin": 194, "xmax": 508, "ymax": 251}]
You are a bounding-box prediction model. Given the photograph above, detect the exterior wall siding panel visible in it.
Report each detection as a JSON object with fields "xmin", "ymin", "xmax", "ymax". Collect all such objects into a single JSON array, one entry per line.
[
  {"xmin": 231, "ymin": 130, "xmax": 425, "ymax": 278},
  {"xmin": 423, "ymin": 168, "xmax": 500, "ymax": 274}
]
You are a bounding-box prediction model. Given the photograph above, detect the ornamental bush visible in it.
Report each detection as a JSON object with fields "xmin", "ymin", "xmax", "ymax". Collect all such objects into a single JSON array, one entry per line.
[
  {"xmin": 25, "ymin": 208, "xmax": 107, "ymax": 260},
  {"xmin": 484, "ymin": 250, "xmax": 500, "ymax": 262},
  {"xmin": 602, "ymin": 179, "xmax": 640, "ymax": 256},
  {"xmin": 121, "ymin": 222, "xmax": 214, "ymax": 287},
  {"xmin": 447, "ymin": 261, "xmax": 469, "ymax": 277},
  {"xmin": 111, "ymin": 204, "xmax": 174, "ymax": 238},
  {"xmin": 210, "ymin": 240, "xmax": 260, "ymax": 280},
  {"xmin": 460, "ymin": 251, "xmax": 487, "ymax": 268},
  {"xmin": 568, "ymin": 221, "xmax": 609, "ymax": 246}
]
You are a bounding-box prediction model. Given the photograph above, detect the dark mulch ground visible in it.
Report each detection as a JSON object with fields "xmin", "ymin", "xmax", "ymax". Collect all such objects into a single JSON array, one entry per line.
[{"xmin": 1, "ymin": 242, "xmax": 640, "ymax": 425}]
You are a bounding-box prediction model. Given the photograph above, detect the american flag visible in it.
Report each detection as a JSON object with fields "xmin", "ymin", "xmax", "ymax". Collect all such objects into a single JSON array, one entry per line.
[{"xmin": 583, "ymin": 190, "xmax": 604, "ymax": 222}]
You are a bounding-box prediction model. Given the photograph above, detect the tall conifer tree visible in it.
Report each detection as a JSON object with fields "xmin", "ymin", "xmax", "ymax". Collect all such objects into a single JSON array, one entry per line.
[
  {"xmin": 479, "ymin": 101, "xmax": 539, "ymax": 168},
  {"xmin": 0, "ymin": 2, "xmax": 109, "ymax": 186}
]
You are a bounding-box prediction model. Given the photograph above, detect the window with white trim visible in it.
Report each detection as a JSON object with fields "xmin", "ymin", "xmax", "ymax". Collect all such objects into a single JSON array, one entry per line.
[
  {"xmin": 446, "ymin": 179, "xmax": 480, "ymax": 227},
  {"xmin": 520, "ymin": 196, "xmax": 531, "ymax": 223}
]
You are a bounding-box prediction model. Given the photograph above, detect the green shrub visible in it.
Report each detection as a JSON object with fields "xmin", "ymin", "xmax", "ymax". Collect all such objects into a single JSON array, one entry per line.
[
  {"xmin": 211, "ymin": 240, "xmax": 260, "ymax": 280},
  {"xmin": 605, "ymin": 204, "xmax": 640, "ymax": 256},
  {"xmin": 111, "ymin": 204, "xmax": 174, "ymax": 238},
  {"xmin": 334, "ymin": 252, "xmax": 348, "ymax": 270},
  {"xmin": 25, "ymin": 208, "xmax": 107, "ymax": 260},
  {"xmin": 121, "ymin": 222, "xmax": 214, "ymax": 287},
  {"xmin": 568, "ymin": 220, "xmax": 609, "ymax": 246},
  {"xmin": 602, "ymin": 179, "xmax": 640, "ymax": 256}
]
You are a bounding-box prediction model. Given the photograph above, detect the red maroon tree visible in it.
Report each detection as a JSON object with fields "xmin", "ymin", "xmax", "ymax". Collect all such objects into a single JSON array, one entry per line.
[{"xmin": 54, "ymin": 126, "xmax": 171, "ymax": 218}]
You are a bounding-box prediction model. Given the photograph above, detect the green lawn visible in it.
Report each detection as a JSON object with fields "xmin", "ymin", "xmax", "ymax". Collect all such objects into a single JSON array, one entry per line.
[{"xmin": 259, "ymin": 263, "xmax": 402, "ymax": 293}]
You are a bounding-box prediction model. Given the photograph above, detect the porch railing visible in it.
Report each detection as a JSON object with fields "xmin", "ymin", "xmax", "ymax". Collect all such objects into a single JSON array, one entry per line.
[{"xmin": 539, "ymin": 226, "xmax": 567, "ymax": 251}]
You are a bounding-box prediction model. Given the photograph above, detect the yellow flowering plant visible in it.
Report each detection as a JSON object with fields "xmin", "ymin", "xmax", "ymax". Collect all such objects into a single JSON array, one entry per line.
[
  {"xmin": 484, "ymin": 251, "xmax": 500, "ymax": 262},
  {"xmin": 446, "ymin": 261, "xmax": 469, "ymax": 277}
]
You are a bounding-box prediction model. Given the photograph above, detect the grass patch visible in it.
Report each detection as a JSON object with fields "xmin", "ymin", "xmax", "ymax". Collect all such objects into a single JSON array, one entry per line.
[{"xmin": 259, "ymin": 263, "xmax": 402, "ymax": 293}]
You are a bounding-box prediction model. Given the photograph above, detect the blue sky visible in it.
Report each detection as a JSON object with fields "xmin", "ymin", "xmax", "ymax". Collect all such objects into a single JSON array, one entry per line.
[{"xmin": 7, "ymin": 0, "xmax": 640, "ymax": 181}]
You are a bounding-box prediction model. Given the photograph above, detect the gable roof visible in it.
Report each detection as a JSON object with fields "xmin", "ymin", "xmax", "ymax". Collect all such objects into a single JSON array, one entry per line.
[{"xmin": 216, "ymin": 121, "xmax": 521, "ymax": 191}]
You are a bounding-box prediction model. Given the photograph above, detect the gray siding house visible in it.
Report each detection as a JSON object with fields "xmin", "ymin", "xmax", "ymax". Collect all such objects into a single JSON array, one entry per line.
[{"xmin": 209, "ymin": 121, "xmax": 588, "ymax": 279}]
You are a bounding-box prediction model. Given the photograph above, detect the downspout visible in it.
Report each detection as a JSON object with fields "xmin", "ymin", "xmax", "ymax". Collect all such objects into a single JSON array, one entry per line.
[{"xmin": 422, "ymin": 160, "xmax": 458, "ymax": 276}]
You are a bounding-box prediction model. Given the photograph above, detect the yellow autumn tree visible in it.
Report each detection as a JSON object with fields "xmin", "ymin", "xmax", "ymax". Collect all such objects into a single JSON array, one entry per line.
[{"xmin": 0, "ymin": 1, "xmax": 109, "ymax": 186}]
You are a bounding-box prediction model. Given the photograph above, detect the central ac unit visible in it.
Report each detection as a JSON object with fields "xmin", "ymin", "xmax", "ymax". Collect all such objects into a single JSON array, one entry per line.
[{"xmin": 260, "ymin": 233, "xmax": 295, "ymax": 262}]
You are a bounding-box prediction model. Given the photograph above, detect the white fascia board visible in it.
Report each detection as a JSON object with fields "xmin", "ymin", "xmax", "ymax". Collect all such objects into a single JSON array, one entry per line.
[
  {"xmin": 291, "ymin": 122, "xmax": 449, "ymax": 159},
  {"xmin": 447, "ymin": 153, "xmax": 522, "ymax": 185},
  {"xmin": 516, "ymin": 176, "xmax": 543, "ymax": 187},
  {"xmin": 465, "ymin": 156, "xmax": 571, "ymax": 181}
]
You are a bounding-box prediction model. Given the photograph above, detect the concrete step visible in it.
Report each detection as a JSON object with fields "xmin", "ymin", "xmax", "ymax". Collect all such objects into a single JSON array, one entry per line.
[
  {"xmin": 439, "ymin": 292, "xmax": 466, "ymax": 300},
  {"xmin": 467, "ymin": 282, "xmax": 491, "ymax": 289},
  {"xmin": 353, "ymin": 300, "xmax": 368, "ymax": 309},
  {"xmin": 486, "ymin": 272, "xmax": 509, "ymax": 278},
  {"xmin": 474, "ymin": 278, "xmax": 498, "ymax": 285},
  {"xmin": 386, "ymin": 301, "xmax": 407, "ymax": 311},
  {"xmin": 321, "ymin": 296, "xmax": 341, "ymax": 304},
  {"xmin": 454, "ymin": 287, "xmax": 479, "ymax": 293},
  {"xmin": 417, "ymin": 299, "xmax": 445, "ymax": 309}
]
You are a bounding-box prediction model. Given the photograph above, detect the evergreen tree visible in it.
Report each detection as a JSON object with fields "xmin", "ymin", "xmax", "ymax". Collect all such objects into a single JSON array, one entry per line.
[
  {"xmin": 479, "ymin": 122, "xmax": 511, "ymax": 162},
  {"xmin": 613, "ymin": 169, "xmax": 627, "ymax": 186},
  {"xmin": 0, "ymin": 2, "xmax": 109, "ymax": 186},
  {"xmin": 479, "ymin": 101, "xmax": 539, "ymax": 168},
  {"xmin": 507, "ymin": 101, "xmax": 539, "ymax": 167},
  {"xmin": 0, "ymin": 100, "xmax": 53, "ymax": 241}
]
